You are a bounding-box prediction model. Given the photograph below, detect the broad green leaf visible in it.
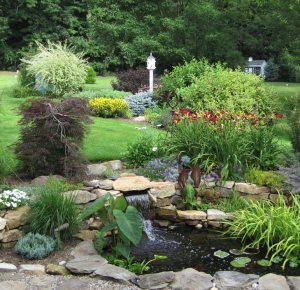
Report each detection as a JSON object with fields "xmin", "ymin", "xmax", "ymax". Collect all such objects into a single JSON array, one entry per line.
[
  {"xmin": 114, "ymin": 206, "xmax": 143, "ymax": 245},
  {"xmin": 114, "ymin": 195, "xmax": 127, "ymax": 211},
  {"xmin": 100, "ymin": 221, "xmax": 117, "ymax": 234},
  {"xmin": 78, "ymin": 192, "xmax": 110, "ymax": 220},
  {"xmin": 118, "ymin": 242, "xmax": 131, "ymax": 259}
]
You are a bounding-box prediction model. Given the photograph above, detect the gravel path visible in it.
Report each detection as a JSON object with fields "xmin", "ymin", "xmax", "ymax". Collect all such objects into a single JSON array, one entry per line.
[{"xmin": 0, "ymin": 272, "xmax": 152, "ymax": 290}]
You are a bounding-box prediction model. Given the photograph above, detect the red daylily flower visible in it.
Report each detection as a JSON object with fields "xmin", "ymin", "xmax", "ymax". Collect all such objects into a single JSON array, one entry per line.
[{"xmin": 275, "ymin": 112, "xmax": 283, "ymax": 119}]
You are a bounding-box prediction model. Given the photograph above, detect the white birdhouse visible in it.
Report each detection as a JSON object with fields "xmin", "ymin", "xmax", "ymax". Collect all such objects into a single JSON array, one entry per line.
[{"xmin": 147, "ymin": 53, "xmax": 156, "ymax": 70}]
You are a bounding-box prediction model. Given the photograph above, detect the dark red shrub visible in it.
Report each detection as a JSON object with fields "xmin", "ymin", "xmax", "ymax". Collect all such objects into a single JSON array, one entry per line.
[{"xmin": 14, "ymin": 97, "xmax": 93, "ymax": 178}]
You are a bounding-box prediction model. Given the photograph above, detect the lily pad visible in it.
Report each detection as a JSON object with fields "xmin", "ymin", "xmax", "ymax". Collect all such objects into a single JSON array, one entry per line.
[
  {"xmin": 230, "ymin": 257, "xmax": 251, "ymax": 268},
  {"xmin": 230, "ymin": 249, "xmax": 244, "ymax": 255},
  {"xmin": 230, "ymin": 260, "xmax": 246, "ymax": 268},
  {"xmin": 271, "ymin": 256, "xmax": 283, "ymax": 263},
  {"xmin": 236, "ymin": 257, "xmax": 251, "ymax": 264},
  {"xmin": 257, "ymin": 259, "xmax": 270, "ymax": 267},
  {"xmin": 214, "ymin": 250, "xmax": 230, "ymax": 258}
]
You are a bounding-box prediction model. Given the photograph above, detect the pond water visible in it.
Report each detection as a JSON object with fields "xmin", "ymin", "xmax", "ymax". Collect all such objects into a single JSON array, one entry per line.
[{"xmin": 131, "ymin": 220, "xmax": 300, "ymax": 276}]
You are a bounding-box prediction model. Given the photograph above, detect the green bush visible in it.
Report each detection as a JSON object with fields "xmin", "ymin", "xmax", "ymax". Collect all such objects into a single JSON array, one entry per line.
[
  {"xmin": 144, "ymin": 105, "xmax": 173, "ymax": 128},
  {"xmin": 157, "ymin": 58, "xmax": 209, "ymax": 98},
  {"xmin": 11, "ymin": 85, "xmax": 39, "ymax": 98},
  {"xmin": 85, "ymin": 66, "xmax": 97, "ymax": 84},
  {"xmin": 15, "ymin": 232, "xmax": 56, "ymax": 259},
  {"xmin": 264, "ymin": 60, "xmax": 279, "ymax": 82},
  {"xmin": 73, "ymin": 89, "xmax": 130, "ymax": 100},
  {"xmin": 14, "ymin": 97, "xmax": 93, "ymax": 177},
  {"xmin": 245, "ymin": 168, "xmax": 285, "ymax": 187},
  {"xmin": 88, "ymin": 97, "xmax": 130, "ymax": 118},
  {"xmin": 123, "ymin": 131, "xmax": 163, "ymax": 168},
  {"xmin": 22, "ymin": 41, "xmax": 88, "ymax": 97},
  {"xmin": 177, "ymin": 63, "xmax": 278, "ymax": 116},
  {"xmin": 28, "ymin": 178, "xmax": 80, "ymax": 240},
  {"xmin": 17, "ymin": 63, "xmax": 35, "ymax": 88},
  {"xmin": 285, "ymin": 94, "xmax": 300, "ymax": 153}
]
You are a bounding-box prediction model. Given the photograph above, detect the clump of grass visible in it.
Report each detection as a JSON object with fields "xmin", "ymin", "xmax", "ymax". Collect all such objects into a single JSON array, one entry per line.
[
  {"xmin": 223, "ymin": 193, "xmax": 300, "ymax": 269},
  {"xmin": 28, "ymin": 178, "xmax": 80, "ymax": 240}
]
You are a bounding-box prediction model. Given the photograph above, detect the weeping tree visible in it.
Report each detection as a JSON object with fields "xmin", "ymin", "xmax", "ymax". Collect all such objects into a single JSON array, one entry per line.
[
  {"xmin": 14, "ymin": 97, "xmax": 93, "ymax": 178},
  {"xmin": 21, "ymin": 41, "xmax": 88, "ymax": 97}
]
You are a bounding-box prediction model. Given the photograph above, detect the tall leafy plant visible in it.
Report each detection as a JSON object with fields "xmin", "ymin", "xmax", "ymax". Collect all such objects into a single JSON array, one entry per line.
[
  {"xmin": 78, "ymin": 192, "xmax": 143, "ymax": 258},
  {"xmin": 22, "ymin": 41, "xmax": 88, "ymax": 97}
]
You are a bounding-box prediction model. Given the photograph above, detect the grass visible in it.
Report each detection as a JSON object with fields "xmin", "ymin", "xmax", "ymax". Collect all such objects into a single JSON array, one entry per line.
[
  {"xmin": 0, "ymin": 72, "xmax": 299, "ymax": 168},
  {"xmin": 0, "ymin": 72, "xmax": 161, "ymax": 167}
]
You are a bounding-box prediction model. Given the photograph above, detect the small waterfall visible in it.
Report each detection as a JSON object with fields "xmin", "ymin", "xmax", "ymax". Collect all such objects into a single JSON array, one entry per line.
[
  {"xmin": 124, "ymin": 192, "xmax": 155, "ymax": 240},
  {"xmin": 125, "ymin": 192, "xmax": 150, "ymax": 213}
]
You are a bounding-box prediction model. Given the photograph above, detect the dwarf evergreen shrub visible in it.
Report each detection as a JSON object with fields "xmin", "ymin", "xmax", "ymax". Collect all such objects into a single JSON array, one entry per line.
[
  {"xmin": 85, "ymin": 66, "xmax": 97, "ymax": 84},
  {"xmin": 124, "ymin": 91, "xmax": 157, "ymax": 116},
  {"xmin": 15, "ymin": 232, "xmax": 56, "ymax": 259}
]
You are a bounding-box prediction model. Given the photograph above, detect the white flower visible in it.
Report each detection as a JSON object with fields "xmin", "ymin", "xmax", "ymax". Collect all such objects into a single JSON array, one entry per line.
[{"xmin": 152, "ymin": 147, "xmax": 158, "ymax": 152}]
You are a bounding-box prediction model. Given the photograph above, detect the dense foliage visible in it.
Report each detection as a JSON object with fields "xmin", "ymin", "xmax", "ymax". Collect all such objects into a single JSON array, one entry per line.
[
  {"xmin": 88, "ymin": 97, "xmax": 130, "ymax": 118},
  {"xmin": 14, "ymin": 97, "xmax": 93, "ymax": 177},
  {"xmin": 164, "ymin": 109, "xmax": 282, "ymax": 180},
  {"xmin": 111, "ymin": 68, "xmax": 151, "ymax": 94},
  {"xmin": 124, "ymin": 91, "xmax": 157, "ymax": 116},
  {"xmin": 1, "ymin": 1, "xmax": 300, "ymax": 81},
  {"xmin": 164, "ymin": 59, "xmax": 278, "ymax": 116},
  {"xmin": 15, "ymin": 233, "xmax": 56, "ymax": 259},
  {"xmin": 22, "ymin": 41, "xmax": 88, "ymax": 97}
]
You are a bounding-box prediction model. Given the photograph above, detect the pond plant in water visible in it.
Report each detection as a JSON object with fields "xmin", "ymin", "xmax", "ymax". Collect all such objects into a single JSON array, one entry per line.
[
  {"xmin": 78, "ymin": 192, "xmax": 166, "ymax": 274},
  {"xmin": 222, "ymin": 192, "xmax": 300, "ymax": 269}
]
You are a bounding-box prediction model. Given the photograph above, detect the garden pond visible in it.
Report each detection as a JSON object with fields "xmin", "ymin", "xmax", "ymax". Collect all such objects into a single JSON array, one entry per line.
[{"xmin": 130, "ymin": 222, "xmax": 300, "ymax": 276}]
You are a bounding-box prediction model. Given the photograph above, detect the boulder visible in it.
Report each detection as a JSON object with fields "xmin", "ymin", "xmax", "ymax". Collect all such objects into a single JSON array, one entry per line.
[
  {"xmin": 85, "ymin": 164, "xmax": 107, "ymax": 176},
  {"xmin": 213, "ymin": 271, "xmax": 259, "ymax": 289},
  {"xmin": 63, "ymin": 190, "xmax": 97, "ymax": 204},
  {"xmin": 207, "ymin": 209, "xmax": 228, "ymax": 220},
  {"xmin": 4, "ymin": 206, "xmax": 30, "ymax": 230},
  {"xmin": 113, "ymin": 175, "xmax": 152, "ymax": 192},
  {"xmin": 170, "ymin": 268, "xmax": 213, "ymax": 290},
  {"xmin": 91, "ymin": 263, "xmax": 137, "ymax": 286},
  {"xmin": 2, "ymin": 229, "xmax": 24, "ymax": 243},
  {"xmin": 177, "ymin": 210, "xmax": 207, "ymax": 220},
  {"xmin": 66, "ymin": 255, "xmax": 107, "ymax": 274},
  {"xmin": 46, "ymin": 264, "xmax": 71, "ymax": 276},
  {"xmin": 19, "ymin": 264, "xmax": 45, "ymax": 275},
  {"xmin": 132, "ymin": 271, "xmax": 175, "ymax": 289},
  {"xmin": 0, "ymin": 217, "xmax": 6, "ymax": 230},
  {"xmin": 70, "ymin": 241, "xmax": 98, "ymax": 258},
  {"xmin": 259, "ymin": 273, "xmax": 289, "ymax": 290}
]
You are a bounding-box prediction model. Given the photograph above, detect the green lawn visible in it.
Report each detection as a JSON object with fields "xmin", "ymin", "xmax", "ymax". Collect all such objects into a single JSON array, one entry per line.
[
  {"xmin": 0, "ymin": 73, "xmax": 160, "ymax": 163},
  {"xmin": 267, "ymin": 82, "xmax": 300, "ymax": 145},
  {"xmin": 1, "ymin": 72, "xmax": 299, "ymax": 165}
]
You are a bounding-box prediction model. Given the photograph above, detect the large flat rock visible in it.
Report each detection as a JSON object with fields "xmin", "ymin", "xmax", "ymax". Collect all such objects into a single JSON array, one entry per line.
[
  {"xmin": 66, "ymin": 255, "xmax": 107, "ymax": 274},
  {"xmin": 113, "ymin": 175, "xmax": 152, "ymax": 191}
]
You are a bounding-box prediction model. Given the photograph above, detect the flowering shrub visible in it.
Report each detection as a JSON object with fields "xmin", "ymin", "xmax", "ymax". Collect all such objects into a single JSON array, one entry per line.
[
  {"xmin": 88, "ymin": 97, "xmax": 130, "ymax": 118},
  {"xmin": 165, "ymin": 108, "xmax": 283, "ymax": 180},
  {"xmin": 0, "ymin": 189, "xmax": 29, "ymax": 210}
]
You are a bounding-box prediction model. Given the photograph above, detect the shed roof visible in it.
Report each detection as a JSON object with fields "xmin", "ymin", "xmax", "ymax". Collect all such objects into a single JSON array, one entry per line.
[{"xmin": 247, "ymin": 60, "xmax": 265, "ymax": 66}]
